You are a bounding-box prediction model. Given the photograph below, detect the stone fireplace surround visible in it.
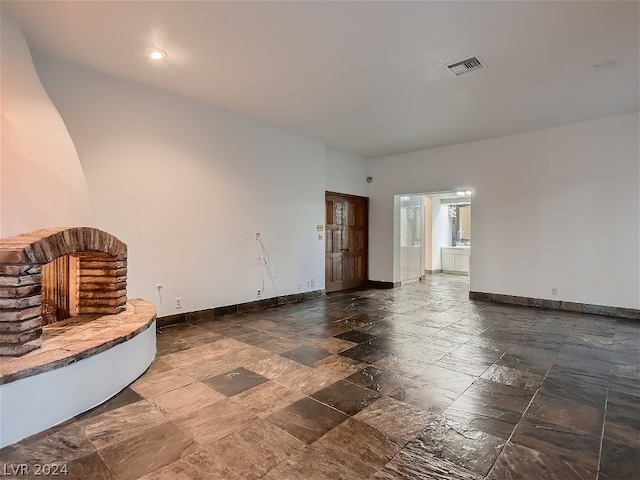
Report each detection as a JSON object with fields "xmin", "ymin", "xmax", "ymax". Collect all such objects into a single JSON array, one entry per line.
[
  {"xmin": 0, "ymin": 227, "xmax": 156, "ymax": 448},
  {"xmin": 0, "ymin": 227, "xmax": 128, "ymax": 356}
]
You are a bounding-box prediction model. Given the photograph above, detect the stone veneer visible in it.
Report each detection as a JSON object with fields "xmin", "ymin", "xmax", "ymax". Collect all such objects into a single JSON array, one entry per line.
[{"xmin": 0, "ymin": 227, "xmax": 127, "ymax": 356}]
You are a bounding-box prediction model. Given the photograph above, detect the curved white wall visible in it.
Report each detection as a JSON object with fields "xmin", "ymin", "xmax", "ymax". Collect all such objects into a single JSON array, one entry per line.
[
  {"xmin": 0, "ymin": 14, "xmax": 92, "ymax": 238},
  {"xmin": 368, "ymin": 113, "xmax": 640, "ymax": 309}
]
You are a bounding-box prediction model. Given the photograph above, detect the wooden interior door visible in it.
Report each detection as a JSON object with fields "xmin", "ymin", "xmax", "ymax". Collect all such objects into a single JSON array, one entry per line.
[
  {"xmin": 346, "ymin": 195, "xmax": 368, "ymax": 289},
  {"xmin": 325, "ymin": 192, "xmax": 368, "ymax": 293}
]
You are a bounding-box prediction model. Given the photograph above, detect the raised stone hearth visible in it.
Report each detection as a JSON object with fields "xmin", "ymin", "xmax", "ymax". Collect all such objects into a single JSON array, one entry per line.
[
  {"xmin": 0, "ymin": 298, "xmax": 156, "ymax": 448},
  {"xmin": 0, "ymin": 299, "xmax": 155, "ymax": 385},
  {"xmin": 0, "ymin": 227, "xmax": 128, "ymax": 356},
  {"xmin": 0, "ymin": 227, "xmax": 156, "ymax": 448}
]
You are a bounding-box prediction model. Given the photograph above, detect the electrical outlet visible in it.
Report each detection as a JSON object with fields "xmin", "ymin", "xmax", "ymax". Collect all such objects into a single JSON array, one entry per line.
[
  {"xmin": 175, "ymin": 297, "xmax": 182, "ymax": 308},
  {"xmin": 257, "ymin": 290, "xmax": 262, "ymax": 296},
  {"xmin": 256, "ymin": 232, "xmax": 260, "ymax": 240},
  {"xmin": 551, "ymin": 288, "xmax": 558, "ymax": 296},
  {"xmin": 310, "ymin": 278, "xmax": 315, "ymax": 287}
]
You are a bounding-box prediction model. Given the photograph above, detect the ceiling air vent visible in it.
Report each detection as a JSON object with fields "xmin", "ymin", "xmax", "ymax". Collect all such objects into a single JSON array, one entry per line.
[{"xmin": 445, "ymin": 55, "xmax": 485, "ymax": 76}]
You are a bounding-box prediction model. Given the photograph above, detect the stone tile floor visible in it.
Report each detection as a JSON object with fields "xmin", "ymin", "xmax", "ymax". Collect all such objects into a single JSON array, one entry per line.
[{"xmin": 1, "ymin": 274, "xmax": 639, "ymax": 479}]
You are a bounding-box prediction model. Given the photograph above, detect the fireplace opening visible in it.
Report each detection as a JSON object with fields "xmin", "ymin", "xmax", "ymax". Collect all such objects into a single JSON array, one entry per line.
[
  {"xmin": 41, "ymin": 251, "xmax": 127, "ymax": 325},
  {"xmin": 0, "ymin": 227, "xmax": 128, "ymax": 356}
]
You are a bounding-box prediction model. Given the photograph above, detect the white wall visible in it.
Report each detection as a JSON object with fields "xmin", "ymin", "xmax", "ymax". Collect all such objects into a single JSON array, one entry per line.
[
  {"xmin": 34, "ymin": 55, "xmax": 328, "ymax": 316},
  {"xmin": 8, "ymin": 19, "xmax": 636, "ymax": 311},
  {"xmin": 325, "ymin": 147, "xmax": 369, "ymax": 197},
  {"xmin": 369, "ymin": 113, "xmax": 640, "ymax": 309},
  {"xmin": 0, "ymin": 14, "xmax": 92, "ymax": 238}
]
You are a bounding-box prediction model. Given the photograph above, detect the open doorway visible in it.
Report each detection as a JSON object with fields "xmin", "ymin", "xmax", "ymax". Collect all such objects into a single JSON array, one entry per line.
[{"xmin": 395, "ymin": 190, "xmax": 472, "ymax": 283}]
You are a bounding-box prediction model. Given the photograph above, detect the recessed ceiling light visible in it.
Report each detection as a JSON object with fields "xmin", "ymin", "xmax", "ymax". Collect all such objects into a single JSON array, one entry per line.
[{"xmin": 149, "ymin": 49, "xmax": 167, "ymax": 60}]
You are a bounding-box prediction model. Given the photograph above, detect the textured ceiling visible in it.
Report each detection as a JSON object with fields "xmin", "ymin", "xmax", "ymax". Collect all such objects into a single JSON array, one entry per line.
[{"xmin": 3, "ymin": 1, "xmax": 639, "ymax": 158}]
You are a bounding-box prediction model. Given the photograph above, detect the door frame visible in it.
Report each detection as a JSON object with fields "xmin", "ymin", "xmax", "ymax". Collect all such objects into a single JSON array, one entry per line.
[{"xmin": 393, "ymin": 190, "xmax": 473, "ymax": 282}]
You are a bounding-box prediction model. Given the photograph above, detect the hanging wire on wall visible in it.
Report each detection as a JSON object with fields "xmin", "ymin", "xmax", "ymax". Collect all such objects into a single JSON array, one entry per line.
[{"xmin": 256, "ymin": 233, "xmax": 267, "ymax": 296}]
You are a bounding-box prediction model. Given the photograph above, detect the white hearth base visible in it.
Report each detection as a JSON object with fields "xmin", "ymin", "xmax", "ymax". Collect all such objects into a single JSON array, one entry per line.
[{"xmin": 0, "ymin": 320, "xmax": 156, "ymax": 448}]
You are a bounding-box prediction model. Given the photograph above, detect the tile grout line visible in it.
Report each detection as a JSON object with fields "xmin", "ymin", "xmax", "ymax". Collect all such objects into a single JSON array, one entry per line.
[
  {"xmin": 595, "ymin": 356, "xmax": 613, "ymax": 480},
  {"xmin": 482, "ymin": 353, "xmax": 554, "ymax": 479}
]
